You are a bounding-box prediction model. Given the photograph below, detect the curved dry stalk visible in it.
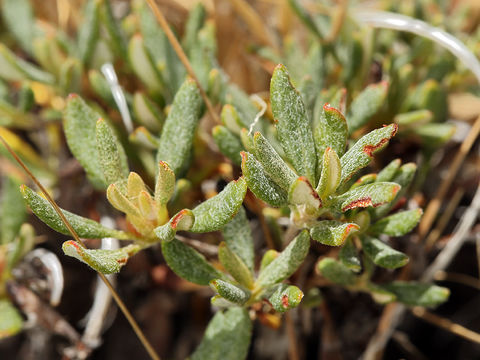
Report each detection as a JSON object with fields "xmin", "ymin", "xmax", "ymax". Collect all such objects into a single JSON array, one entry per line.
[{"xmin": 0, "ymin": 135, "xmax": 161, "ymax": 360}]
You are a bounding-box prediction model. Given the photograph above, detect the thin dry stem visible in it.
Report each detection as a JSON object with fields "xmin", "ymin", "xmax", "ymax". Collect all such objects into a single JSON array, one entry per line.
[
  {"xmin": 145, "ymin": 0, "xmax": 220, "ymax": 124},
  {"xmin": 0, "ymin": 135, "xmax": 161, "ymax": 360},
  {"xmin": 285, "ymin": 311, "xmax": 300, "ymax": 360},
  {"xmin": 412, "ymin": 307, "xmax": 480, "ymax": 345},
  {"xmin": 419, "ymin": 115, "xmax": 480, "ymax": 239}
]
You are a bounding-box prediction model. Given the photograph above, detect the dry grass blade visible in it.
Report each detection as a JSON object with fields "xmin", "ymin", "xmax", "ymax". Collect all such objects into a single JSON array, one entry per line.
[
  {"xmin": 412, "ymin": 307, "xmax": 480, "ymax": 345},
  {"xmin": 0, "ymin": 135, "xmax": 161, "ymax": 360},
  {"xmin": 419, "ymin": 115, "xmax": 480, "ymax": 239},
  {"xmin": 145, "ymin": 0, "xmax": 220, "ymax": 124}
]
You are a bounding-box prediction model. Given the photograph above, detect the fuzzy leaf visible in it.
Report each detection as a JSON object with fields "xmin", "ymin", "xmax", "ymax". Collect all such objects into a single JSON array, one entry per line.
[
  {"xmin": 129, "ymin": 127, "xmax": 160, "ymax": 149},
  {"xmin": 317, "ymin": 258, "xmax": 356, "ymax": 286},
  {"xmin": 128, "ymin": 34, "xmax": 165, "ymax": 93},
  {"xmin": 191, "ymin": 308, "xmax": 252, "ymax": 360},
  {"xmin": 332, "ymin": 182, "xmax": 400, "ymax": 212},
  {"xmin": 310, "ymin": 221, "xmax": 359, "ymax": 246},
  {"xmin": 191, "ymin": 178, "xmax": 247, "ymax": 232},
  {"xmin": 361, "ymin": 236, "xmax": 409, "ymax": 269},
  {"xmin": 155, "ymin": 161, "xmax": 175, "ymax": 206},
  {"xmin": 221, "ymin": 207, "xmax": 254, "ymax": 272},
  {"xmin": 225, "ymin": 84, "xmax": 258, "ymax": 128},
  {"xmin": 370, "ymin": 209, "xmax": 423, "ymax": 237},
  {"xmin": 22, "ymin": 185, "xmax": 127, "ymax": 239},
  {"xmin": 313, "ymin": 104, "xmax": 348, "ymax": 160},
  {"xmin": 340, "ymin": 124, "xmax": 398, "ymax": 184},
  {"xmin": 376, "ymin": 159, "xmax": 401, "ymax": 182},
  {"xmin": 270, "ymin": 64, "xmax": 317, "ymax": 184},
  {"xmin": 161, "ymin": 238, "xmax": 223, "ymax": 285},
  {"xmin": 268, "ymin": 284, "xmax": 304, "ymax": 313},
  {"xmin": 253, "ymin": 132, "xmax": 297, "ymax": 192},
  {"xmin": 63, "ymin": 241, "xmax": 139, "ymax": 274},
  {"xmin": 213, "ymin": 126, "xmax": 243, "ymax": 165},
  {"xmin": 182, "ymin": 3, "xmax": 207, "ymax": 54},
  {"xmin": 64, "ymin": 94, "xmax": 106, "ymax": 189},
  {"xmin": 218, "ymin": 242, "xmax": 254, "ymax": 289},
  {"xmin": 107, "ymin": 183, "xmax": 140, "ymax": 217},
  {"xmin": 154, "ymin": 209, "xmax": 194, "ymax": 242},
  {"xmin": 99, "ymin": 0, "xmax": 127, "ymax": 60},
  {"xmin": 156, "ymin": 78, "xmax": 203, "ymax": 177},
  {"xmin": 241, "ymin": 151, "xmax": 288, "ymax": 207},
  {"xmin": 0, "ymin": 176, "xmax": 26, "ymax": 244},
  {"xmin": 7, "ymin": 223, "xmax": 35, "ymax": 269},
  {"xmin": 210, "ymin": 279, "xmax": 250, "ymax": 305},
  {"xmin": 0, "ymin": 300, "xmax": 23, "ymax": 339},
  {"xmin": 257, "ymin": 230, "xmax": 310, "ymax": 287},
  {"xmin": 288, "ymin": 177, "xmax": 322, "ymax": 211},
  {"xmin": 381, "ymin": 281, "xmax": 449, "ymax": 308},
  {"xmin": 350, "ymin": 173, "xmax": 377, "ymax": 190},
  {"xmin": 96, "ymin": 119, "xmax": 129, "ymax": 185},
  {"xmin": 77, "ymin": 0, "xmax": 100, "ymax": 65},
  {"xmin": 347, "ymin": 82, "xmax": 388, "ymax": 133},
  {"xmin": 338, "ymin": 238, "xmax": 361, "ymax": 271},
  {"xmin": 316, "ymin": 147, "xmax": 341, "ymax": 198},
  {"xmin": 0, "ymin": 44, "xmax": 54, "ymax": 84},
  {"xmin": 1, "ymin": 0, "xmax": 34, "ymax": 54}
]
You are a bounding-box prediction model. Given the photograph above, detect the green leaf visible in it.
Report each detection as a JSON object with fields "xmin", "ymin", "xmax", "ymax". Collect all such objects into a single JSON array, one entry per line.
[
  {"xmin": 349, "ymin": 173, "xmax": 377, "ymax": 190},
  {"xmin": 7, "ymin": 223, "xmax": 35, "ymax": 269},
  {"xmin": 59, "ymin": 58, "xmax": 82, "ymax": 93},
  {"xmin": 0, "ymin": 176, "xmax": 26, "ymax": 244},
  {"xmin": 213, "ymin": 126, "xmax": 243, "ymax": 166},
  {"xmin": 155, "ymin": 161, "xmax": 176, "ymax": 206},
  {"xmin": 218, "ymin": 242, "xmax": 254, "ymax": 289},
  {"xmin": 161, "ymin": 238, "xmax": 223, "ymax": 285},
  {"xmin": 310, "ymin": 221, "xmax": 359, "ymax": 246},
  {"xmin": 63, "ymin": 241, "xmax": 139, "ymax": 274},
  {"xmin": 191, "ymin": 178, "xmax": 247, "ymax": 233},
  {"xmin": 0, "ymin": 300, "xmax": 23, "ymax": 339},
  {"xmin": 332, "ymin": 182, "xmax": 400, "ymax": 212},
  {"xmin": 412, "ymin": 123, "xmax": 456, "ymax": 147},
  {"xmin": 225, "ymin": 84, "xmax": 258, "ymax": 128},
  {"xmin": 21, "ymin": 185, "xmax": 128, "ymax": 239},
  {"xmin": 100, "ymin": 0, "xmax": 127, "ymax": 60},
  {"xmin": 253, "ymin": 132, "xmax": 297, "ymax": 192},
  {"xmin": 370, "ymin": 209, "xmax": 423, "ymax": 237},
  {"xmin": 361, "ymin": 236, "xmax": 409, "ymax": 269},
  {"xmin": 317, "ymin": 258, "xmax": 356, "ymax": 286},
  {"xmin": 64, "ymin": 94, "xmax": 106, "ymax": 189},
  {"xmin": 221, "ymin": 206, "xmax": 254, "ymax": 273},
  {"xmin": 77, "ymin": 0, "xmax": 100, "ymax": 65},
  {"xmin": 347, "ymin": 82, "xmax": 388, "ymax": 133},
  {"xmin": 221, "ymin": 104, "xmax": 243, "ymax": 135},
  {"xmin": 367, "ymin": 284, "xmax": 397, "ymax": 304},
  {"xmin": 210, "ymin": 279, "xmax": 250, "ymax": 305},
  {"xmin": 154, "ymin": 209, "xmax": 194, "ymax": 242},
  {"xmin": 156, "ymin": 78, "xmax": 203, "ymax": 177},
  {"xmin": 183, "ymin": 3, "xmax": 207, "ymax": 54},
  {"xmin": 88, "ymin": 69, "xmax": 115, "ymax": 105},
  {"xmin": 381, "ymin": 281, "xmax": 449, "ymax": 308},
  {"xmin": 129, "ymin": 126, "xmax": 159, "ymax": 150},
  {"xmin": 241, "ymin": 151, "xmax": 288, "ymax": 207},
  {"xmin": 260, "ymin": 249, "xmax": 279, "ymax": 272},
  {"xmin": 313, "ymin": 104, "xmax": 348, "ymax": 161},
  {"xmin": 95, "ymin": 119, "xmax": 129, "ymax": 185},
  {"xmin": 191, "ymin": 308, "xmax": 252, "ymax": 360},
  {"xmin": 106, "ymin": 182, "xmax": 140, "ymax": 217},
  {"xmin": 128, "ymin": 34, "xmax": 165, "ymax": 93},
  {"xmin": 338, "ymin": 238, "xmax": 361, "ymax": 271},
  {"xmin": 376, "ymin": 159, "xmax": 401, "ymax": 182},
  {"xmin": 316, "ymin": 147, "xmax": 341, "ymax": 198},
  {"xmin": 1, "ymin": 0, "xmax": 34, "ymax": 54},
  {"xmin": 270, "ymin": 64, "xmax": 317, "ymax": 184},
  {"xmin": 257, "ymin": 230, "xmax": 310, "ymax": 287},
  {"xmin": 133, "ymin": 92, "xmax": 164, "ymax": 132},
  {"xmin": 0, "ymin": 44, "xmax": 54, "ymax": 84},
  {"xmin": 340, "ymin": 124, "xmax": 398, "ymax": 184},
  {"xmin": 288, "ymin": 176, "xmax": 322, "ymax": 212},
  {"xmin": 393, "ymin": 110, "xmax": 432, "ymax": 129},
  {"xmin": 288, "ymin": 0, "xmax": 323, "ymax": 38},
  {"xmin": 268, "ymin": 284, "xmax": 304, "ymax": 313}
]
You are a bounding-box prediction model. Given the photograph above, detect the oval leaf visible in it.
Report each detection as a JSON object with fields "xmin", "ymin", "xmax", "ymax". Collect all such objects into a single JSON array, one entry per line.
[
  {"xmin": 317, "ymin": 258, "xmax": 356, "ymax": 286},
  {"xmin": 370, "ymin": 209, "xmax": 423, "ymax": 237},
  {"xmin": 209, "ymin": 279, "xmax": 250, "ymax": 305},
  {"xmin": 268, "ymin": 284, "xmax": 304, "ymax": 313},
  {"xmin": 218, "ymin": 242, "xmax": 254, "ymax": 289},
  {"xmin": 310, "ymin": 221, "xmax": 359, "ymax": 246},
  {"xmin": 361, "ymin": 236, "xmax": 409, "ymax": 269},
  {"xmin": 313, "ymin": 104, "xmax": 348, "ymax": 159},
  {"xmin": 0, "ymin": 300, "xmax": 23, "ymax": 339},
  {"xmin": 213, "ymin": 125, "xmax": 243, "ymax": 166},
  {"xmin": 381, "ymin": 281, "xmax": 450, "ymax": 308},
  {"xmin": 154, "ymin": 209, "xmax": 194, "ymax": 242},
  {"xmin": 332, "ymin": 182, "xmax": 401, "ymax": 212},
  {"xmin": 316, "ymin": 147, "xmax": 341, "ymax": 198}
]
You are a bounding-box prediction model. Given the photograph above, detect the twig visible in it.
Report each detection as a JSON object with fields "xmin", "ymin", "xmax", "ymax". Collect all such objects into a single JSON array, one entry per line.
[
  {"xmin": 425, "ymin": 188, "xmax": 464, "ymax": 250},
  {"xmin": 418, "ymin": 115, "xmax": 480, "ymax": 239},
  {"xmin": 411, "ymin": 307, "xmax": 480, "ymax": 345},
  {"xmin": 392, "ymin": 331, "xmax": 428, "ymax": 360},
  {"xmin": 177, "ymin": 235, "xmax": 219, "ymax": 257},
  {"xmin": 0, "ymin": 136, "xmax": 161, "ymax": 360},
  {"xmin": 144, "ymin": 0, "xmax": 220, "ymax": 124},
  {"xmin": 434, "ymin": 271, "xmax": 480, "ymax": 291},
  {"xmin": 285, "ymin": 311, "xmax": 300, "ymax": 360}
]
